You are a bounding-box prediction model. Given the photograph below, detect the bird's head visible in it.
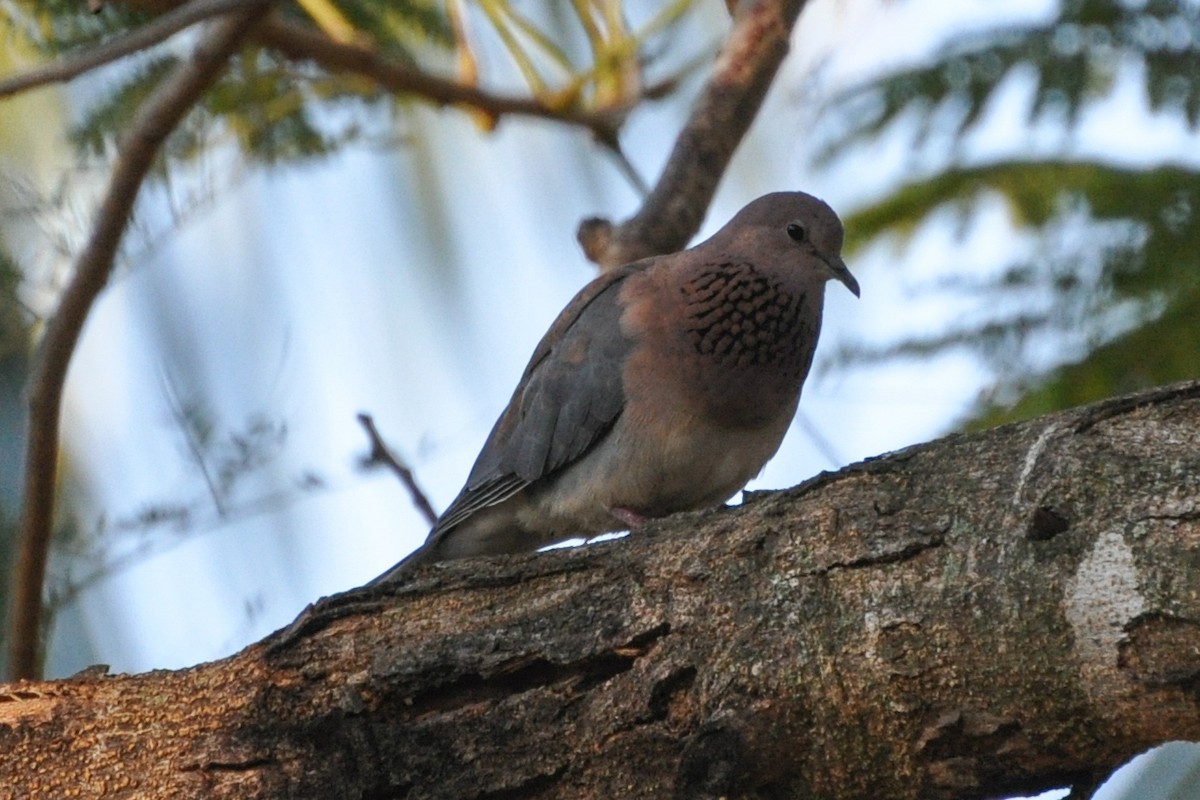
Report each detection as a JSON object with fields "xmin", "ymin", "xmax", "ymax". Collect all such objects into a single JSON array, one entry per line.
[{"xmin": 707, "ymin": 191, "xmax": 860, "ymax": 298}]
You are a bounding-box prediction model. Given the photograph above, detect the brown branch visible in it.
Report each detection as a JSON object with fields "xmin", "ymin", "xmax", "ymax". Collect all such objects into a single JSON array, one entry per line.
[
  {"xmin": 2, "ymin": 381, "xmax": 1200, "ymax": 797},
  {"xmin": 6, "ymin": 3, "xmax": 271, "ymax": 681},
  {"xmin": 0, "ymin": 0, "xmax": 262, "ymax": 99},
  {"xmin": 253, "ymin": 16, "xmax": 623, "ymax": 139},
  {"xmin": 11, "ymin": 0, "xmax": 808, "ymax": 268},
  {"xmin": 355, "ymin": 412, "xmax": 438, "ymax": 527},
  {"xmin": 582, "ymin": 0, "xmax": 809, "ymax": 269},
  {"xmin": 0, "ymin": 0, "xmax": 658, "ymax": 149}
]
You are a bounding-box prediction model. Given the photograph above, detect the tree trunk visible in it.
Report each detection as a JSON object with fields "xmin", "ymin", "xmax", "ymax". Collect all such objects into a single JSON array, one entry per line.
[{"xmin": 2, "ymin": 381, "xmax": 1198, "ymax": 799}]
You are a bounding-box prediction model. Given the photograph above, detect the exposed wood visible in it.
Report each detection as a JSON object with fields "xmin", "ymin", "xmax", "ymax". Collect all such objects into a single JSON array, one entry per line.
[{"xmin": 1, "ymin": 381, "xmax": 1198, "ymax": 799}]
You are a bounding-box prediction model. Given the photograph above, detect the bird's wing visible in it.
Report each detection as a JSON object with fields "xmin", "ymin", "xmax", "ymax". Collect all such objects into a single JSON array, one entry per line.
[{"xmin": 432, "ymin": 260, "xmax": 648, "ymax": 536}]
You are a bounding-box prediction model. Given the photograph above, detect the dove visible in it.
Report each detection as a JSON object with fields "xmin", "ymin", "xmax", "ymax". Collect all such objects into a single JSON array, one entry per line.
[{"xmin": 374, "ymin": 192, "xmax": 858, "ymax": 582}]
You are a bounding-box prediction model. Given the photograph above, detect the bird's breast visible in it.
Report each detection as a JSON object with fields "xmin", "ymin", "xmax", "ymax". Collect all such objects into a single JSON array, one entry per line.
[
  {"xmin": 681, "ymin": 262, "xmax": 812, "ymax": 376},
  {"xmin": 623, "ymin": 261, "xmax": 823, "ymax": 428}
]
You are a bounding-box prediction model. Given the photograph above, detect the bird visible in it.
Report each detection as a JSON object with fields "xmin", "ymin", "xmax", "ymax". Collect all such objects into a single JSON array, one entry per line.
[{"xmin": 372, "ymin": 191, "xmax": 858, "ymax": 583}]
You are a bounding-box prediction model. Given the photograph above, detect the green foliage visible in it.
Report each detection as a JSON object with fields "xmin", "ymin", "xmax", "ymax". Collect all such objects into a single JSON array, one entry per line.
[
  {"xmin": 333, "ymin": 0, "xmax": 454, "ymax": 57},
  {"xmin": 970, "ymin": 296, "xmax": 1200, "ymax": 427},
  {"xmin": 823, "ymin": 0, "xmax": 1200, "ymax": 427},
  {"xmin": 824, "ymin": 0, "xmax": 1200, "ymax": 160},
  {"xmin": 8, "ymin": 0, "xmax": 698, "ymax": 175},
  {"xmin": 8, "ymin": 0, "xmax": 154, "ymax": 55},
  {"xmin": 841, "ymin": 161, "xmax": 1200, "ymax": 425},
  {"xmin": 56, "ymin": 1, "xmax": 452, "ymax": 166},
  {"xmin": 0, "ymin": 242, "xmax": 28, "ymax": 362},
  {"xmin": 190, "ymin": 47, "xmax": 385, "ymax": 163},
  {"xmin": 70, "ymin": 54, "xmax": 179, "ymax": 158}
]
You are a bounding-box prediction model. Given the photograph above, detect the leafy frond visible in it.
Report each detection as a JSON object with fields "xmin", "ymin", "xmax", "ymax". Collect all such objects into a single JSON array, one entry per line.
[
  {"xmin": 819, "ymin": 0, "xmax": 1200, "ymax": 161},
  {"xmin": 292, "ymin": 0, "xmax": 454, "ymax": 63},
  {"xmin": 197, "ymin": 46, "xmax": 389, "ymax": 163},
  {"xmin": 70, "ymin": 54, "xmax": 179, "ymax": 159},
  {"xmin": 0, "ymin": 240, "xmax": 29, "ymax": 361},
  {"xmin": 22, "ymin": 0, "xmax": 701, "ymax": 175},
  {"xmin": 7, "ymin": 0, "xmax": 154, "ymax": 56},
  {"xmin": 840, "ymin": 158, "xmax": 1200, "ymax": 423},
  {"xmin": 846, "ymin": 160, "xmax": 1200, "ymax": 296},
  {"xmin": 965, "ymin": 293, "xmax": 1200, "ymax": 428}
]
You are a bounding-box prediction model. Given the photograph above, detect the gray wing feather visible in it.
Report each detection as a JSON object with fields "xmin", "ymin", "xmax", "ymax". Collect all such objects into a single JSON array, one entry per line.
[{"xmin": 432, "ymin": 261, "xmax": 644, "ymax": 536}]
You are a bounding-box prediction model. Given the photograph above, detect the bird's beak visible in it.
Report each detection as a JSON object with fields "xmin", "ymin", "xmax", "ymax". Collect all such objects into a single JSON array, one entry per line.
[{"xmin": 824, "ymin": 254, "xmax": 860, "ymax": 298}]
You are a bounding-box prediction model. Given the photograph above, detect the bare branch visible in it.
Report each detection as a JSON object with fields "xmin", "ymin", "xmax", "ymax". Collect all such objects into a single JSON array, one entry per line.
[
  {"xmin": 583, "ymin": 0, "xmax": 809, "ymax": 269},
  {"xmin": 356, "ymin": 413, "xmax": 438, "ymax": 527},
  {"xmin": 7, "ymin": 2, "xmax": 271, "ymax": 682},
  {"xmin": 0, "ymin": 0, "xmax": 645, "ymax": 144},
  {"xmin": 252, "ymin": 15, "xmax": 624, "ymax": 139},
  {"xmin": 159, "ymin": 371, "xmax": 228, "ymax": 517},
  {"xmin": 0, "ymin": 0, "xmax": 263, "ymax": 99}
]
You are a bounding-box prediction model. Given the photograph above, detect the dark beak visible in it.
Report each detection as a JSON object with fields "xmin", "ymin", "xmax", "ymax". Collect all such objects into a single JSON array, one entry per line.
[{"xmin": 824, "ymin": 254, "xmax": 860, "ymax": 298}]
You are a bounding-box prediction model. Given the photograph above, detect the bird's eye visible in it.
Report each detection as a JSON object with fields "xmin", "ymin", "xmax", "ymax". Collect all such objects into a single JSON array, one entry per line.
[{"xmin": 787, "ymin": 223, "xmax": 808, "ymax": 242}]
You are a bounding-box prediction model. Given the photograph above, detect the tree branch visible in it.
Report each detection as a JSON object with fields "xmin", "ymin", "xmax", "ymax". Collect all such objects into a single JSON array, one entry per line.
[
  {"xmin": 0, "ymin": 0, "xmax": 262, "ymax": 99},
  {"xmin": 2, "ymin": 381, "xmax": 1199, "ymax": 797},
  {"xmin": 582, "ymin": 0, "xmax": 808, "ymax": 269},
  {"xmin": 7, "ymin": 2, "xmax": 271, "ymax": 681},
  {"xmin": 2, "ymin": 1, "xmax": 629, "ymax": 137},
  {"xmin": 356, "ymin": 412, "xmax": 438, "ymax": 527},
  {"xmin": 252, "ymin": 15, "xmax": 624, "ymax": 139},
  {"xmin": 5, "ymin": 0, "xmax": 809, "ymax": 270}
]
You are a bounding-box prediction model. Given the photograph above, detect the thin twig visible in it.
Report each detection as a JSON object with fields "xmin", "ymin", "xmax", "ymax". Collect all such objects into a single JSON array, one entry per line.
[
  {"xmin": 601, "ymin": 142, "xmax": 649, "ymax": 198},
  {"xmin": 48, "ymin": 477, "xmax": 335, "ymax": 615},
  {"xmin": 7, "ymin": 2, "xmax": 270, "ymax": 681},
  {"xmin": 356, "ymin": 413, "xmax": 438, "ymax": 527},
  {"xmin": 792, "ymin": 407, "xmax": 844, "ymax": 468},
  {"xmin": 0, "ymin": 0, "xmax": 262, "ymax": 99},
  {"xmin": 159, "ymin": 370, "xmax": 228, "ymax": 517},
  {"xmin": 585, "ymin": 0, "xmax": 810, "ymax": 270}
]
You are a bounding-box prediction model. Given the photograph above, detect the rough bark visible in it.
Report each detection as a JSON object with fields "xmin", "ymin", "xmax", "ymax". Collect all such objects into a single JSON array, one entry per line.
[
  {"xmin": 583, "ymin": 0, "xmax": 809, "ymax": 271},
  {"xmin": 1, "ymin": 381, "xmax": 1198, "ymax": 799}
]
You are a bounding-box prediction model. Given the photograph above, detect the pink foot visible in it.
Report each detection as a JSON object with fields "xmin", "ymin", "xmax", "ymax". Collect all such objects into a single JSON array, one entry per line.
[{"xmin": 609, "ymin": 507, "xmax": 649, "ymax": 530}]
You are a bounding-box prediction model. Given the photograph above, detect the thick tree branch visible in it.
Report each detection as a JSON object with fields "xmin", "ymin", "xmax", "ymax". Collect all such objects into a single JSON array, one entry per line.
[
  {"xmin": 2, "ymin": 381, "xmax": 1198, "ymax": 798},
  {"xmin": 583, "ymin": 0, "xmax": 809, "ymax": 269},
  {"xmin": 7, "ymin": 3, "xmax": 271, "ymax": 681}
]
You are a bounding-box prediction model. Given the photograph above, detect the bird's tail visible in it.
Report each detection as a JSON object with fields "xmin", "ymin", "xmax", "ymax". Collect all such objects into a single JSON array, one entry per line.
[{"xmin": 366, "ymin": 540, "xmax": 440, "ymax": 585}]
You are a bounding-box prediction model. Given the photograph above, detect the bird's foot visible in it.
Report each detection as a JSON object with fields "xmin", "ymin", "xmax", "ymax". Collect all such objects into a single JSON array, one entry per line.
[{"xmin": 609, "ymin": 506, "xmax": 649, "ymax": 530}]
